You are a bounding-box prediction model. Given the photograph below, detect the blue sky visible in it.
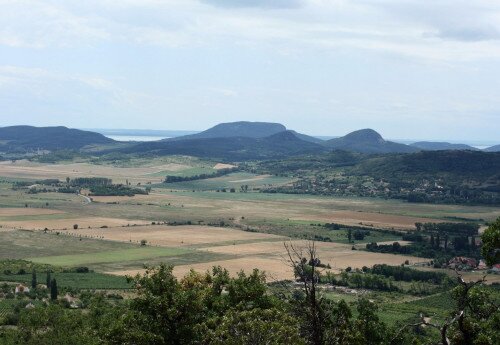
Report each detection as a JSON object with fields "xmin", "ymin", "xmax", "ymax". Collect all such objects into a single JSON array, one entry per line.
[{"xmin": 1, "ymin": 0, "xmax": 500, "ymax": 141}]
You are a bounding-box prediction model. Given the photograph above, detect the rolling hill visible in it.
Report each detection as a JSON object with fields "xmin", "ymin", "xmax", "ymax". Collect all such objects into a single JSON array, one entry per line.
[
  {"xmin": 350, "ymin": 150, "xmax": 500, "ymax": 178},
  {"xmin": 0, "ymin": 126, "xmax": 115, "ymax": 152},
  {"xmin": 325, "ymin": 129, "xmax": 417, "ymax": 153},
  {"xmin": 166, "ymin": 121, "xmax": 287, "ymax": 141},
  {"xmin": 121, "ymin": 130, "xmax": 327, "ymax": 160},
  {"xmin": 484, "ymin": 144, "xmax": 500, "ymax": 152},
  {"xmin": 410, "ymin": 141, "xmax": 478, "ymax": 151}
]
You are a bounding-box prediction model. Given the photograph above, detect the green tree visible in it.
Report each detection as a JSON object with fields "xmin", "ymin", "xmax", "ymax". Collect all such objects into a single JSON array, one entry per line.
[
  {"xmin": 31, "ymin": 269, "xmax": 37, "ymax": 289},
  {"xmin": 122, "ymin": 265, "xmax": 207, "ymax": 344},
  {"xmin": 15, "ymin": 304, "xmax": 98, "ymax": 345},
  {"xmin": 203, "ymin": 308, "xmax": 305, "ymax": 345},
  {"xmin": 481, "ymin": 218, "xmax": 500, "ymax": 266},
  {"xmin": 324, "ymin": 300, "xmax": 356, "ymax": 344},
  {"xmin": 46, "ymin": 271, "xmax": 51, "ymax": 289},
  {"xmin": 50, "ymin": 279, "xmax": 58, "ymax": 300},
  {"xmin": 355, "ymin": 298, "xmax": 386, "ymax": 345}
]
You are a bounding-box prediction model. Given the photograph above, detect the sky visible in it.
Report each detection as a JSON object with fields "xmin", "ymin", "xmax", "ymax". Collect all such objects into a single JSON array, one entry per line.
[{"xmin": 1, "ymin": 0, "xmax": 500, "ymax": 141}]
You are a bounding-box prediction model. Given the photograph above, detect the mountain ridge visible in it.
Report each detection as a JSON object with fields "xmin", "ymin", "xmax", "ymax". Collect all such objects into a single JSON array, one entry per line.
[
  {"xmin": 164, "ymin": 121, "xmax": 287, "ymax": 141},
  {"xmin": 326, "ymin": 128, "xmax": 418, "ymax": 153},
  {"xmin": 410, "ymin": 141, "xmax": 478, "ymax": 151},
  {"xmin": 120, "ymin": 129, "xmax": 327, "ymax": 160}
]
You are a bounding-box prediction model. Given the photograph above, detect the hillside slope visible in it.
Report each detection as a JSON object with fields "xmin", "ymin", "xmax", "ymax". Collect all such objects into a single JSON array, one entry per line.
[
  {"xmin": 166, "ymin": 121, "xmax": 287, "ymax": 141},
  {"xmin": 0, "ymin": 126, "xmax": 114, "ymax": 152},
  {"xmin": 350, "ymin": 150, "xmax": 500, "ymax": 178},
  {"xmin": 326, "ymin": 129, "xmax": 417, "ymax": 153},
  {"xmin": 255, "ymin": 150, "xmax": 500, "ymax": 205},
  {"xmin": 484, "ymin": 144, "xmax": 500, "ymax": 152},
  {"xmin": 122, "ymin": 130, "xmax": 326, "ymax": 160}
]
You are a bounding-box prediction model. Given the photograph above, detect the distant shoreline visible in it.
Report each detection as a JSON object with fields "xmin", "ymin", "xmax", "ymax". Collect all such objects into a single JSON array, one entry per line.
[{"xmin": 91, "ymin": 128, "xmax": 495, "ymax": 148}]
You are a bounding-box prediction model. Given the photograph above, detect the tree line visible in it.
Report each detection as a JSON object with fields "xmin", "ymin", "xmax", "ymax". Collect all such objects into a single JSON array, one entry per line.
[{"xmin": 164, "ymin": 168, "xmax": 238, "ymax": 183}]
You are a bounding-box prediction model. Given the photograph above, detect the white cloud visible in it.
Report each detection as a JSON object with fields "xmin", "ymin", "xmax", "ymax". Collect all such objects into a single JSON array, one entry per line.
[
  {"xmin": 0, "ymin": 65, "xmax": 151, "ymax": 107},
  {"xmin": 0, "ymin": 0, "xmax": 499, "ymax": 61}
]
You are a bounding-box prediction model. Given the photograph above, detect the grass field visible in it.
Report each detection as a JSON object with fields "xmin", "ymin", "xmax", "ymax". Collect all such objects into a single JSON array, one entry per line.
[
  {"xmin": 158, "ymin": 172, "xmax": 294, "ymax": 191},
  {"xmin": 0, "ymin": 230, "xmax": 143, "ymax": 259}
]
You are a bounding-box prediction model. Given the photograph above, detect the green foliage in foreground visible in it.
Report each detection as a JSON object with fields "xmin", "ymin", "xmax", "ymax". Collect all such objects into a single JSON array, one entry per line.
[
  {"xmin": 481, "ymin": 218, "xmax": 500, "ymax": 266},
  {"xmin": 0, "ymin": 264, "xmax": 498, "ymax": 345}
]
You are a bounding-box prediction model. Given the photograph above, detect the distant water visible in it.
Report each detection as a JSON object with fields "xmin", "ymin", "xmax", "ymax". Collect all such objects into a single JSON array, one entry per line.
[
  {"xmin": 391, "ymin": 139, "xmax": 497, "ymax": 150},
  {"xmin": 106, "ymin": 135, "xmax": 168, "ymax": 142}
]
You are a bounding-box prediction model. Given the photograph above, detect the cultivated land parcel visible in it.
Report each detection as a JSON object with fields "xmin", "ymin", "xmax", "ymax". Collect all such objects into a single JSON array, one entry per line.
[{"xmin": 1, "ymin": 157, "xmax": 499, "ymax": 281}]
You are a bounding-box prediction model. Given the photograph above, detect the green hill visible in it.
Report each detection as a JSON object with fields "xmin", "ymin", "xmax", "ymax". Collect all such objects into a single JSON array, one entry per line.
[
  {"xmin": 0, "ymin": 126, "xmax": 114, "ymax": 152},
  {"xmin": 254, "ymin": 150, "xmax": 500, "ymax": 205},
  {"xmin": 484, "ymin": 144, "xmax": 500, "ymax": 152},
  {"xmin": 350, "ymin": 150, "xmax": 500, "ymax": 179},
  {"xmin": 326, "ymin": 129, "xmax": 417, "ymax": 153},
  {"xmin": 410, "ymin": 141, "xmax": 478, "ymax": 151},
  {"xmin": 166, "ymin": 121, "xmax": 287, "ymax": 141},
  {"xmin": 122, "ymin": 130, "xmax": 327, "ymax": 160}
]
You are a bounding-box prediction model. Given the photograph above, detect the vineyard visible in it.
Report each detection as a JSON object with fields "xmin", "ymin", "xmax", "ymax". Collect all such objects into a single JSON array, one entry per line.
[
  {"xmin": 0, "ymin": 272, "xmax": 131, "ymax": 290},
  {"xmin": 0, "ymin": 299, "xmax": 18, "ymax": 321}
]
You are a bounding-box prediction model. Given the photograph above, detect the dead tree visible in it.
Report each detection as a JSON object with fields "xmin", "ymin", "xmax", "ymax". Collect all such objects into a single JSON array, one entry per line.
[{"xmin": 284, "ymin": 241, "xmax": 324, "ymax": 345}]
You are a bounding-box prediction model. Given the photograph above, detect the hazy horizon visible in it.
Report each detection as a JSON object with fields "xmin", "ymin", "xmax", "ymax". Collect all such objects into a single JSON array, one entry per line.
[
  {"xmin": 86, "ymin": 126, "xmax": 499, "ymax": 146},
  {"xmin": 1, "ymin": 1, "xmax": 500, "ymax": 141}
]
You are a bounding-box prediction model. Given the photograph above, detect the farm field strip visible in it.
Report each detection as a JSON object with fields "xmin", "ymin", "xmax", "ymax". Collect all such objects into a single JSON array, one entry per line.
[
  {"xmin": 0, "ymin": 216, "xmax": 151, "ymax": 230},
  {"xmin": 28, "ymin": 247, "xmax": 192, "ymax": 266},
  {"xmin": 0, "ymin": 207, "xmax": 65, "ymax": 216},
  {"xmin": 59, "ymin": 224, "xmax": 285, "ymax": 248}
]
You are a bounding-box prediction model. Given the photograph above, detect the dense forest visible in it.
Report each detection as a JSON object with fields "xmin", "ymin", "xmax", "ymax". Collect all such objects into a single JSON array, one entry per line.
[{"xmin": 164, "ymin": 168, "xmax": 238, "ymax": 183}]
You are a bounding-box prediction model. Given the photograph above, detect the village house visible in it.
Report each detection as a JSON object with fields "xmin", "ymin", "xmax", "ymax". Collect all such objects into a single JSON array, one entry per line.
[
  {"xmin": 491, "ymin": 264, "xmax": 500, "ymax": 274},
  {"xmin": 448, "ymin": 257, "xmax": 477, "ymax": 270},
  {"xmin": 14, "ymin": 284, "xmax": 30, "ymax": 294}
]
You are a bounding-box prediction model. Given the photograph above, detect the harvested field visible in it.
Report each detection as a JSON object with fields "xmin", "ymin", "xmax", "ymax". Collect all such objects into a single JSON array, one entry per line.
[
  {"xmin": 60, "ymin": 225, "xmax": 285, "ymax": 248},
  {"xmin": 0, "ymin": 217, "xmax": 150, "ymax": 230},
  {"xmin": 0, "ymin": 161, "xmax": 201, "ymax": 184},
  {"xmin": 0, "ymin": 208, "xmax": 65, "ymax": 216},
  {"xmin": 110, "ymin": 257, "xmax": 295, "ymax": 281},
  {"xmin": 108, "ymin": 239, "xmax": 428, "ymax": 281},
  {"xmin": 90, "ymin": 194, "xmax": 165, "ymax": 203},
  {"xmin": 214, "ymin": 163, "xmax": 237, "ymax": 170},
  {"xmin": 291, "ymin": 211, "xmax": 448, "ymax": 230},
  {"xmin": 228, "ymin": 174, "xmax": 272, "ymax": 183}
]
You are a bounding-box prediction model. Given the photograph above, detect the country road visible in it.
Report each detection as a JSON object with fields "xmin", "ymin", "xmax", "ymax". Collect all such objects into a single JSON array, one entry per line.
[{"xmin": 78, "ymin": 194, "xmax": 92, "ymax": 204}]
